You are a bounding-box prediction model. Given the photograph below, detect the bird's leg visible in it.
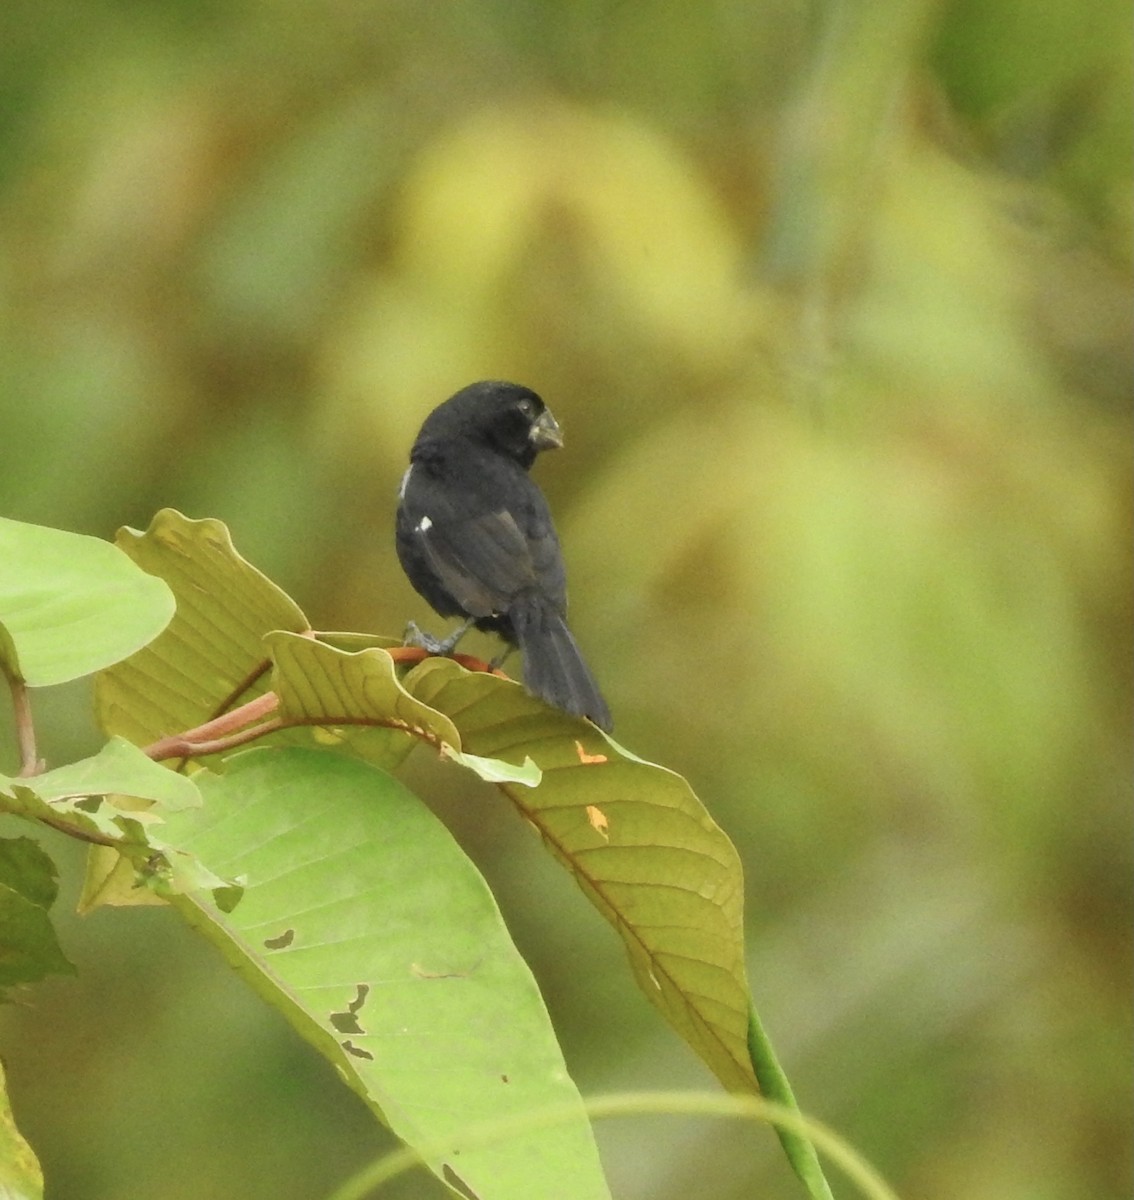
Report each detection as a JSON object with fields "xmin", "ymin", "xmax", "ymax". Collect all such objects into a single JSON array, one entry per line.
[
  {"xmin": 489, "ymin": 645, "xmax": 516, "ymax": 670},
  {"xmin": 403, "ymin": 617, "xmax": 474, "ymax": 656}
]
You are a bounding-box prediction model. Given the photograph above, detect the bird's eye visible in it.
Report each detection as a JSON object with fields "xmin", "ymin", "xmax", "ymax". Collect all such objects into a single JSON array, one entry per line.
[{"xmin": 517, "ymin": 398, "xmax": 535, "ymax": 418}]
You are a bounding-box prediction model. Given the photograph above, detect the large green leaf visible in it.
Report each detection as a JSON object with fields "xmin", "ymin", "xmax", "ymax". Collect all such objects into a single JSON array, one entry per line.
[
  {"xmin": 164, "ymin": 747, "xmax": 610, "ymax": 1200},
  {"xmin": 94, "ymin": 509, "xmax": 309, "ymax": 748},
  {"xmin": 0, "ymin": 516, "xmax": 175, "ymax": 686},
  {"xmin": 402, "ymin": 657, "xmax": 756, "ymax": 1093}
]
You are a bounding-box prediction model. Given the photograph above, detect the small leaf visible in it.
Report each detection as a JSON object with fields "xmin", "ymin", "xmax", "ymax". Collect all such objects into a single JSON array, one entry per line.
[
  {"xmin": 163, "ymin": 747, "xmax": 611, "ymax": 1200},
  {"xmin": 0, "ymin": 779, "xmax": 127, "ymax": 844},
  {"xmin": 78, "ymin": 847, "xmax": 167, "ymax": 913},
  {"xmin": 0, "ymin": 515, "xmax": 175, "ymax": 686},
  {"xmin": 441, "ymin": 745, "xmax": 542, "ymax": 787},
  {"xmin": 0, "ymin": 887, "xmax": 76, "ymax": 990},
  {"xmin": 0, "ymin": 837, "xmax": 74, "ymax": 993},
  {"xmin": 26, "ymin": 736, "xmax": 200, "ymax": 811},
  {"xmin": 0, "ymin": 737, "xmax": 200, "ymax": 847},
  {"xmin": 0, "ymin": 837, "xmax": 60, "ymax": 909},
  {"xmin": 267, "ymin": 635, "xmax": 544, "ymax": 783},
  {"xmin": 269, "ymin": 631, "xmax": 459, "ymax": 742},
  {"xmin": 95, "ymin": 509, "xmax": 309, "ymax": 749},
  {"xmin": 0, "ymin": 741, "xmax": 236, "ymax": 913},
  {"xmin": 267, "ymin": 632, "xmax": 456, "ymax": 770}
]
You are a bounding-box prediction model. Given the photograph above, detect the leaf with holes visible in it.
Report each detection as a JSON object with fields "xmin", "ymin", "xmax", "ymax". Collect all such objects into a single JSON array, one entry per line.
[
  {"xmin": 0, "ymin": 736, "xmax": 201, "ymax": 842},
  {"xmin": 161, "ymin": 746, "xmax": 610, "ymax": 1200},
  {"xmin": 402, "ymin": 657, "xmax": 755, "ymax": 1093},
  {"xmin": 0, "ymin": 737, "xmax": 233, "ymax": 912}
]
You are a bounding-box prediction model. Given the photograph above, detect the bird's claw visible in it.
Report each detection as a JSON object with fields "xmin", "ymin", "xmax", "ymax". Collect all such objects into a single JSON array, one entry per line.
[{"xmin": 402, "ymin": 617, "xmax": 473, "ymax": 656}]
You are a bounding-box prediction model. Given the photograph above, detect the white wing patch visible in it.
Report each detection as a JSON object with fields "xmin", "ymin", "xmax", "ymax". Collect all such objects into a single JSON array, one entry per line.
[{"xmin": 416, "ymin": 515, "xmax": 433, "ymax": 533}]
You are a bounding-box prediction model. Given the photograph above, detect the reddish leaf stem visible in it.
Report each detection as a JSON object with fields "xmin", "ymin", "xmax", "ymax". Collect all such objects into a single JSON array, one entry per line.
[
  {"xmin": 141, "ymin": 644, "xmax": 506, "ymax": 763},
  {"xmin": 143, "ymin": 691, "xmax": 281, "ymax": 762},
  {"xmin": 386, "ymin": 646, "xmax": 510, "ymax": 678},
  {"xmin": 147, "ymin": 717, "xmax": 286, "ymax": 762}
]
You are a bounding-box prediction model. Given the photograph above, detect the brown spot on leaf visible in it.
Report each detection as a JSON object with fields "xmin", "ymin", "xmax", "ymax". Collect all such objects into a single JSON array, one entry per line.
[
  {"xmin": 263, "ymin": 929, "xmax": 295, "ymax": 950},
  {"xmin": 574, "ymin": 740, "xmax": 608, "ymax": 765},
  {"xmin": 585, "ymin": 805, "xmax": 609, "ymax": 839}
]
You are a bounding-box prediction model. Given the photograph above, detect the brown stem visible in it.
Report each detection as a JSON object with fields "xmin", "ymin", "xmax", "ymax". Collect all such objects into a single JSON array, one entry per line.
[
  {"xmin": 141, "ymin": 638, "xmax": 500, "ymax": 764},
  {"xmin": 7, "ymin": 673, "xmax": 42, "ymax": 777},
  {"xmin": 35, "ymin": 811, "xmax": 118, "ymax": 847},
  {"xmin": 147, "ymin": 718, "xmax": 285, "ymax": 762},
  {"xmin": 142, "ymin": 692, "xmax": 280, "ymax": 762},
  {"xmin": 179, "ymin": 691, "xmax": 279, "ymax": 742},
  {"xmin": 386, "ymin": 645, "xmax": 510, "ymax": 678}
]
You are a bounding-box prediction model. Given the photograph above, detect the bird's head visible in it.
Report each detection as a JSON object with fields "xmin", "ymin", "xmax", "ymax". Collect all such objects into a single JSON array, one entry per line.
[{"xmin": 416, "ymin": 381, "xmax": 562, "ymax": 468}]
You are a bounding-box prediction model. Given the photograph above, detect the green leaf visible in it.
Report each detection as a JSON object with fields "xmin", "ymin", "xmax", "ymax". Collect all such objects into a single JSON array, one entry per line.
[
  {"xmin": 403, "ymin": 657, "xmax": 757, "ymax": 1093},
  {"xmin": 0, "ymin": 837, "xmax": 60, "ymax": 909},
  {"xmin": 94, "ymin": 509, "xmax": 309, "ymax": 749},
  {"xmin": 0, "ymin": 837, "xmax": 75, "ymax": 993},
  {"xmin": 0, "ymin": 1059, "xmax": 43, "ymax": 1200},
  {"xmin": 266, "ymin": 632, "xmax": 454, "ymax": 772},
  {"xmin": 267, "ymin": 633, "xmax": 540, "ymax": 785},
  {"xmin": 0, "ymin": 887, "xmax": 76, "ymax": 991},
  {"xmin": 24, "ymin": 736, "xmax": 200, "ymax": 812},
  {"xmin": 440, "ymin": 745, "xmax": 542, "ymax": 787},
  {"xmin": 163, "ymin": 747, "xmax": 610, "ymax": 1200},
  {"xmin": 0, "ymin": 736, "xmax": 201, "ymax": 843},
  {"xmin": 0, "ymin": 740, "xmax": 230, "ymax": 911},
  {"xmin": 78, "ymin": 846, "xmax": 169, "ymax": 913},
  {"xmin": 0, "ymin": 515, "xmax": 175, "ymax": 686}
]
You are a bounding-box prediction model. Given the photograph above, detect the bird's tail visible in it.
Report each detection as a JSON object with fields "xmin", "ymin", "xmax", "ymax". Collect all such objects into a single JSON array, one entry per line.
[{"xmin": 510, "ymin": 597, "xmax": 613, "ymax": 732}]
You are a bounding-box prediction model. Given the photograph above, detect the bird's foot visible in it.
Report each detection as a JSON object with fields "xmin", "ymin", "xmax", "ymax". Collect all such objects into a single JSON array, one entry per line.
[{"xmin": 403, "ymin": 617, "xmax": 473, "ymax": 656}]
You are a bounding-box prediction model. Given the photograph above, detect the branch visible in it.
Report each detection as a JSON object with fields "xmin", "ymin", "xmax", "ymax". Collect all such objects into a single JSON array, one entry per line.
[
  {"xmin": 386, "ymin": 645, "xmax": 510, "ymax": 678},
  {"xmin": 143, "ymin": 691, "xmax": 281, "ymax": 762},
  {"xmin": 140, "ymin": 640, "xmax": 511, "ymax": 764},
  {"xmin": 34, "ymin": 811, "xmax": 119, "ymax": 847},
  {"xmin": 147, "ymin": 717, "xmax": 285, "ymax": 762},
  {"xmin": 6, "ymin": 673, "xmax": 43, "ymax": 777}
]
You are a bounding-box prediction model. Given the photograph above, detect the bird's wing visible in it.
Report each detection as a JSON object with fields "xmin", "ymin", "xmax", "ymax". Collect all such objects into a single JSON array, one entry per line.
[{"xmin": 414, "ymin": 506, "xmax": 544, "ymax": 619}]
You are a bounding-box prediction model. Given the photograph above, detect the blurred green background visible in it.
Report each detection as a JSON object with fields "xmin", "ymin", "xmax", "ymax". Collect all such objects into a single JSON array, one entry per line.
[{"xmin": 0, "ymin": 1, "xmax": 1130, "ymax": 1197}]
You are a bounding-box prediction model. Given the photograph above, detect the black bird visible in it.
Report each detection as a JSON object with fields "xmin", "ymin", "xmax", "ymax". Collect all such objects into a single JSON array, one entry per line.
[{"xmin": 396, "ymin": 380, "xmax": 612, "ymax": 732}]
